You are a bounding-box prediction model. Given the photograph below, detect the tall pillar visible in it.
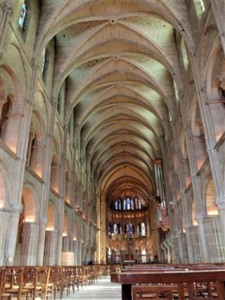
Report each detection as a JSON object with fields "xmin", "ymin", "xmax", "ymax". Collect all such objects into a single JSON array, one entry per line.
[
  {"xmin": 196, "ymin": 213, "xmax": 209, "ymax": 262},
  {"xmin": 56, "ymin": 230, "xmax": 63, "ymax": 265},
  {"xmin": 73, "ymin": 240, "xmax": 78, "ymax": 265},
  {"xmin": 20, "ymin": 222, "xmax": 39, "ymax": 265},
  {"xmin": 82, "ymin": 245, "xmax": 87, "ymax": 264},
  {"xmin": 0, "ymin": 209, "xmax": 10, "ymax": 265},
  {"xmin": 177, "ymin": 232, "xmax": 184, "ymax": 263},
  {"xmin": 164, "ymin": 243, "xmax": 172, "ymax": 264},
  {"xmin": 62, "ymin": 236, "xmax": 70, "ymax": 252},
  {"xmin": 216, "ymin": 196, "xmax": 225, "ymax": 245},
  {"xmin": 189, "ymin": 52, "xmax": 225, "ymax": 249},
  {"xmin": 169, "ymin": 234, "xmax": 179, "ymax": 263},
  {"xmin": 4, "ymin": 206, "xmax": 22, "ymax": 265},
  {"xmin": 0, "ymin": 1, "xmax": 13, "ymax": 57},
  {"xmin": 43, "ymin": 230, "xmax": 58, "ymax": 265},
  {"xmin": 36, "ymin": 219, "xmax": 47, "ymax": 266},
  {"xmin": 184, "ymin": 224, "xmax": 194, "ymax": 263},
  {"xmin": 76, "ymin": 240, "xmax": 82, "ymax": 265}
]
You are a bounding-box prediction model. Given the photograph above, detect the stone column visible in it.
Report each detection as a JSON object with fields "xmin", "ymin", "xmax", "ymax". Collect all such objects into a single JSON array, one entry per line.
[
  {"xmin": 164, "ymin": 243, "xmax": 172, "ymax": 264},
  {"xmin": 43, "ymin": 230, "xmax": 58, "ymax": 266},
  {"xmin": 177, "ymin": 232, "xmax": 184, "ymax": 263},
  {"xmin": 76, "ymin": 240, "xmax": 81, "ymax": 265},
  {"xmin": 82, "ymin": 244, "xmax": 87, "ymax": 264},
  {"xmin": 36, "ymin": 219, "xmax": 47, "ymax": 266},
  {"xmin": 0, "ymin": 1, "xmax": 13, "ymax": 57},
  {"xmin": 189, "ymin": 225, "xmax": 201, "ymax": 262},
  {"xmin": 62, "ymin": 236, "xmax": 70, "ymax": 252},
  {"xmin": 56, "ymin": 230, "xmax": 63, "ymax": 266},
  {"xmin": 160, "ymin": 244, "xmax": 167, "ymax": 263},
  {"xmin": 216, "ymin": 199, "xmax": 225, "ymax": 245},
  {"xmin": 4, "ymin": 207, "xmax": 22, "ymax": 265},
  {"xmin": 170, "ymin": 234, "xmax": 179, "ymax": 263},
  {"xmin": 20, "ymin": 222, "xmax": 39, "ymax": 266},
  {"xmin": 196, "ymin": 213, "xmax": 209, "ymax": 262},
  {"xmin": 0, "ymin": 209, "xmax": 10, "ymax": 265},
  {"xmin": 73, "ymin": 240, "xmax": 78, "ymax": 265},
  {"xmin": 184, "ymin": 224, "xmax": 194, "ymax": 263}
]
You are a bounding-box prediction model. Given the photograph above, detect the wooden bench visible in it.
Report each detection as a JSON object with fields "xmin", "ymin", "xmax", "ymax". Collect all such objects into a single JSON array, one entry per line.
[
  {"xmin": 111, "ymin": 268, "xmax": 225, "ymax": 300},
  {"xmin": 132, "ymin": 284, "xmax": 178, "ymax": 300}
]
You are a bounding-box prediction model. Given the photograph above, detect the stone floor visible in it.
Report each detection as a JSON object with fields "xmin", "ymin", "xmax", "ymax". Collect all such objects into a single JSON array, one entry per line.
[{"xmin": 55, "ymin": 276, "xmax": 121, "ymax": 299}]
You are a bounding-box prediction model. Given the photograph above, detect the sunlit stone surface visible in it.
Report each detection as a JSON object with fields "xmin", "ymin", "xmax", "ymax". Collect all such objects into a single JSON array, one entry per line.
[{"xmin": 55, "ymin": 276, "xmax": 121, "ymax": 300}]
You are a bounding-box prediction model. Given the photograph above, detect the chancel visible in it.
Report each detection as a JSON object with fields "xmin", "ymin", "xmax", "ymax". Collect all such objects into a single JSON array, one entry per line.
[{"xmin": 1, "ymin": 0, "xmax": 225, "ymax": 299}]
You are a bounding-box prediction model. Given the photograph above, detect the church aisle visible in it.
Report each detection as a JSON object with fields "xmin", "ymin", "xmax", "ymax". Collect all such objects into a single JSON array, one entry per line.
[{"xmin": 55, "ymin": 276, "xmax": 121, "ymax": 300}]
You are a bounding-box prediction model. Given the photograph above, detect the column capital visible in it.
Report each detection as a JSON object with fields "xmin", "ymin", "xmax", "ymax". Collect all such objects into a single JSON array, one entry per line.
[
  {"xmin": 184, "ymin": 222, "xmax": 192, "ymax": 230},
  {"xmin": 216, "ymin": 197, "xmax": 225, "ymax": 210},
  {"xmin": 1, "ymin": 1, "xmax": 13, "ymax": 14},
  {"xmin": 196, "ymin": 213, "xmax": 206, "ymax": 223},
  {"xmin": 10, "ymin": 204, "xmax": 23, "ymax": 216},
  {"xmin": 23, "ymin": 221, "xmax": 39, "ymax": 228}
]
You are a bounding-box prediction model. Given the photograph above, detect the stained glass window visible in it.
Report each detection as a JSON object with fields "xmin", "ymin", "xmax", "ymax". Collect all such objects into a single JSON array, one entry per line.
[
  {"xmin": 19, "ymin": 3, "xmax": 27, "ymax": 29},
  {"xmin": 42, "ymin": 49, "xmax": 49, "ymax": 80}
]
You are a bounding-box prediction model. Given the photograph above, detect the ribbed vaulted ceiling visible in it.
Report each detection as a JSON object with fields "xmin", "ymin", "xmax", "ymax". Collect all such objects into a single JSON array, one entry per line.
[{"xmin": 37, "ymin": 0, "xmax": 193, "ymax": 205}]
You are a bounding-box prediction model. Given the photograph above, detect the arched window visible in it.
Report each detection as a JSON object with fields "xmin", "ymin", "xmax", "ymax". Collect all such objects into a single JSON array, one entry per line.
[
  {"xmin": 18, "ymin": 2, "xmax": 27, "ymax": 29},
  {"xmin": 118, "ymin": 223, "xmax": 122, "ymax": 234},
  {"xmin": 123, "ymin": 198, "xmax": 127, "ymax": 210},
  {"xmin": 115, "ymin": 199, "xmax": 118, "ymax": 210},
  {"xmin": 141, "ymin": 222, "xmax": 146, "ymax": 237},
  {"xmin": 42, "ymin": 49, "xmax": 49, "ymax": 82},
  {"xmin": 127, "ymin": 197, "xmax": 131, "ymax": 210},
  {"xmin": 108, "ymin": 223, "xmax": 112, "ymax": 236},
  {"xmin": 180, "ymin": 37, "xmax": 189, "ymax": 71},
  {"xmin": 134, "ymin": 197, "xmax": 139, "ymax": 210},
  {"xmin": 138, "ymin": 199, "xmax": 142, "ymax": 210},
  {"xmin": 65, "ymin": 170, "xmax": 71, "ymax": 204},
  {"xmin": 113, "ymin": 223, "xmax": 118, "ymax": 235},
  {"xmin": 118, "ymin": 198, "xmax": 122, "ymax": 210},
  {"xmin": 126, "ymin": 222, "xmax": 133, "ymax": 234},
  {"xmin": 26, "ymin": 133, "xmax": 37, "ymax": 166},
  {"xmin": 141, "ymin": 248, "xmax": 147, "ymax": 263},
  {"xmin": 57, "ymin": 83, "xmax": 66, "ymax": 115},
  {"xmin": 136, "ymin": 224, "xmax": 140, "ymax": 236},
  {"xmin": 173, "ymin": 79, "xmax": 179, "ymax": 103},
  {"xmin": 130, "ymin": 198, "xmax": 134, "ymax": 210},
  {"xmin": 193, "ymin": 0, "xmax": 205, "ymax": 19},
  {"xmin": 0, "ymin": 95, "xmax": 12, "ymax": 139}
]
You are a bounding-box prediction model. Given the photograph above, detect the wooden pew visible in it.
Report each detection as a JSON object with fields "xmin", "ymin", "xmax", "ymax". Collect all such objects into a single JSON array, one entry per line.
[
  {"xmin": 132, "ymin": 284, "xmax": 177, "ymax": 300},
  {"xmin": 111, "ymin": 268, "xmax": 225, "ymax": 300}
]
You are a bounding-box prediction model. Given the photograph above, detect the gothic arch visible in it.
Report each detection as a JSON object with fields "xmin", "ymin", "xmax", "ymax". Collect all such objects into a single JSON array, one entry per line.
[
  {"xmin": 65, "ymin": 160, "xmax": 71, "ymax": 204},
  {"xmin": 190, "ymin": 97, "xmax": 208, "ymax": 170},
  {"xmin": 205, "ymin": 39, "xmax": 225, "ymax": 142},
  {"xmin": 27, "ymin": 111, "xmax": 46, "ymax": 177},
  {"xmin": 0, "ymin": 67, "xmax": 23, "ymax": 153},
  {"xmin": 46, "ymin": 200, "xmax": 57, "ymax": 231},
  {"xmin": 50, "ymin": 139, "xmax": 61, "ymax": 193},
  {"xmin": 22, "ymin": 185, "xmax": 39, "ymax": 222},
  {"xmin": 191, "ymin": 198, "xmax": 198, "ymax": 226},
  {"xmin": 204, "ymin": 179, "xmax": 218, "ymax": 216},
  {"xmin": 180, "ymin": 131, "xmax": 191, "ymax": 187}
]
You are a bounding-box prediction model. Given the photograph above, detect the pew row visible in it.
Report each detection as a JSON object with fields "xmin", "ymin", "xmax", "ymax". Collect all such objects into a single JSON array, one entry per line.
[
  {"xmin": 0, "ymin": 264, "xmax": 119, "ymax": 300},
  {"xmin": 111, "ymin": 267, "xmax": 225, "ymax": 300}
]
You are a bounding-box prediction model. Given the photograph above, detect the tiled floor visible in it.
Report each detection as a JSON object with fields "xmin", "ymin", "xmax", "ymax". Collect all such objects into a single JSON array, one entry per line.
[{"xmin": 55, "ymin": 276, "xmax": 121, "ymax": 299}]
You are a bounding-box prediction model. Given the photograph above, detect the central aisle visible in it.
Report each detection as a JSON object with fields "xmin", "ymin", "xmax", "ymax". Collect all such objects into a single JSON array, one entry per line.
[{"xmin": 56, "ymin": 276, "xmax": 121, "ymax": 300}]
